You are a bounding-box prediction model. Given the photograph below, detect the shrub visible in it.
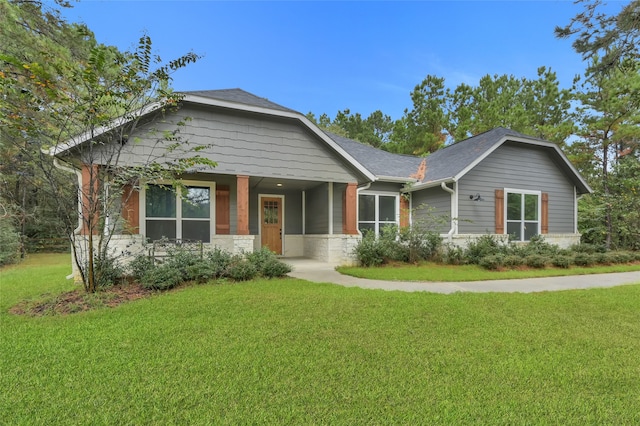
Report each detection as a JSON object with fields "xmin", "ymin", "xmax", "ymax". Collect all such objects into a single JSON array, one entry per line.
[
  {"xmin": 552, "ymin": 255, "xmax": 572, "ymax": 269},
  {"xmin": 163, "ymin": 248, "xmax": 203, "ymax": 281},
  {"xmin": 128, "ymin": 253, "xmax": 154, "ymax": 281},
  {"xmin": 525, "ymin": 254, "xmax": 549, "ymax": 269},
  {"xmin": 571, "ymin": 243, "xmax": 606, "ymax": 254},
  {"xmin": 573, "ymin": 252, "xmax": 595, "ymax": 267},
  {"xmin": 260, "ymin": 258, "xmax": 292, "ymax": 278},
  {"xmin": 399, "ymin": 225, "xmax": 441, "ymax": 263},
  {"xmin": 185, "ymin": 259, "xmax": 220, "ymax": 283},
  {"xmin": 226, "ymin": 258, "xmax": 258, "ymax": 281},
  {"xmin": 0, "ymin": 217, "xmax": 20, "ymax": 266},
  {"xmin": 206, "ymin": 247, "xmax": 234, "ymax": 278},
  {"xmin": 465, "ymin": 235, "xmax": 506, "ymax": 264},
  {"xmin": 354, "ymin": 231, "xmax": 386, "ymax": 267},
  {"xmin": 92, "ymin": 255, "xmax": 124, "ymax": 288},
  {"xmin": 246, "ymin": 247, "xmax": 278, "ymax": 272},
  {"xmin": 479, "ymin": 254, "xmax": 504, "ymax": 270},
  {"xmin": 503, "ymin": 255, "xmax": 524, "ymax": 268},
  {"xmin": 141, "ymin": 264, "xmax": 183, "ymax": 290},
  {"xmin": 609, "ymin": 251, "xmax": 633, "ymax": 264},
  {"xmin": 441, "ymin": 244, "xmax": 466, "ymax": 265}
]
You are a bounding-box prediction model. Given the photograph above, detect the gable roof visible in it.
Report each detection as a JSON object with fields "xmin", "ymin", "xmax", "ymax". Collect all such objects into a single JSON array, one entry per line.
[
  {"xmin": 182, "ymin": 89, "xmax": 297, "ymax": 114},
  {"xmin": 327, "ymin": 127, "xmax": 591, "ymax": 194}
]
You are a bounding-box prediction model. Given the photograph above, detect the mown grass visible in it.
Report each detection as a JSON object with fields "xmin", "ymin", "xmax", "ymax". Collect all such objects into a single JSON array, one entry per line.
[
  {"xmin": 337, "ymin": 261, "xmax": 640, "ymax": 281},
  {"xmin": 2, "ymin": 254, "xmax": 640, "ymax": 424}
]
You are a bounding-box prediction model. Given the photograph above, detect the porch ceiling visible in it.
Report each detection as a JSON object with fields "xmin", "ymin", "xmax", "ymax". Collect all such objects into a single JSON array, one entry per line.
[{"xmin": 249, "ymin": 176, "xmax": 330, "ymax": 192}]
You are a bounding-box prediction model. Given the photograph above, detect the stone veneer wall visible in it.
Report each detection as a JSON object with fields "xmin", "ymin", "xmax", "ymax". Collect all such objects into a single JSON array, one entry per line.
[{"xmin": 303, "ymin": 235, "xmax": 360, "ymax": 265}]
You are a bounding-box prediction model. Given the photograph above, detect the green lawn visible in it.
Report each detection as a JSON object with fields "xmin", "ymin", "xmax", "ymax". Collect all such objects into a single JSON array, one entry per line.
[
  {"xmin": 337, "ymin": 261, "xmax": 640, "ymax": 281},
  {"xmin": 2, "ymin": 254, "xmax": 640, "ymax": 424}
]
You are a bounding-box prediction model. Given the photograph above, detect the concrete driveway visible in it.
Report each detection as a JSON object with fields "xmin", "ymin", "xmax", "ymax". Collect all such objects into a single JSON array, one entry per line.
[{"xmin": 285, "ymin": 258, "xmax": 640, "ymax": 294}]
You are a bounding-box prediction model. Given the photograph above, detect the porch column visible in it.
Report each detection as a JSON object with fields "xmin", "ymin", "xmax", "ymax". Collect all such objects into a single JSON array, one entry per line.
[
  {"xmin": 121, "ymin": 184, "xmax": 140, "ymax": 234},
  {"xmin": 236, "ymin": 175, "xmax": 250, "ymax": 235},
  {"xmin": 342, "ymin": 182, "xmax": 358, "ymax": 235},
  {"xmin": 81, "ymin": 164, "xmax": 100, "ymax": 235}
]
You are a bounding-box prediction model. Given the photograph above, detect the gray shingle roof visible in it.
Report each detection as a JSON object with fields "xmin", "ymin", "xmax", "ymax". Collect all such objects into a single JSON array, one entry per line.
[
  {"xmin": 183, "ymin": 88, "xmax": 298, "ymax": 113},
  {"xmin": 326, "ymin": 131, "xmax": 424, "ymax": 180},
  {"xmin": 327, "ymin": 127, "xmax": 547, "ymax": 183}
]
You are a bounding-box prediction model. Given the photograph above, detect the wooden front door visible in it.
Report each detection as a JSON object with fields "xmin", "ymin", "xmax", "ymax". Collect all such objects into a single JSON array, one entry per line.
[{"xmin": 261, "ymin": 197, "xmax": 282, "ymax": 254}]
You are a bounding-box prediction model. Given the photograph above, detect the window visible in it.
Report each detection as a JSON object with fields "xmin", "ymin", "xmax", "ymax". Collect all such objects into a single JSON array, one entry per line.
[
  {"xmin": 358, "ymin": 192, "xmax": 398, "ymax": 235},
  {"xmin": 144, "ymin": 183, "xmax": 213, "ymax": 243},
  {"xmin": 505, "ymin": 189, "xmax": 540, "ymax": 241}
]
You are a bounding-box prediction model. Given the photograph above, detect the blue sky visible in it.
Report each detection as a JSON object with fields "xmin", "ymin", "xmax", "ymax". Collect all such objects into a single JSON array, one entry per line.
[{"xmin": 57, "ymin": 1, "xmax": 628, "ymax": 120}]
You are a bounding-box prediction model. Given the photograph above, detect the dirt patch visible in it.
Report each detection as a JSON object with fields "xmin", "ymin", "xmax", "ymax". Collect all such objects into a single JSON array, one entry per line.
[{"xmin": 9, "ymin": 282, "xmax": 157, "ymax": 317}]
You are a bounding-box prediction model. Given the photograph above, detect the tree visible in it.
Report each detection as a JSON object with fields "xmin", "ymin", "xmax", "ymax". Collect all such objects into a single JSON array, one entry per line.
[
  {"xmin": 447, "ymin": 68, "xmax": 575, "ymax": 144},
  {"xmin": 1, "ymin": 1, "xmax": 211, "ymax": 291},
  {"xmin": 308, "ymin": 109, "xmax": 393, "ymax": 148},
  {"xmin": 387, "ymin": 75, "xmax": 448, "ymax": 155},
  {"xmin": 558, "ymin": 1, "xmax": 640, "ymax": 249},
  {"xmin": 555, "ymin": 0, "xmax": 640, "ymax": 75},
  {"xmin": 0, "ymin": 0, "xmax": 99, "ymax": 255}
]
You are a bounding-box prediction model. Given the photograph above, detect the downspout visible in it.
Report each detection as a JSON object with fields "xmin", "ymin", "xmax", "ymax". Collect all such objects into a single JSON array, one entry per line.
[
  {"xmin": 441, "ymin": 181, "xmax": 457, "ymax": 244},
  {"xmin": 355, "ymin": 182, "xmax": 372, "ymax": 236},
  {"xmin": 53, "ymin": 158, "xmax": 83, "ymax": 280},
  {"xmin": 53, "ymin": 158, "xmax": 83, "ymax": 235}
]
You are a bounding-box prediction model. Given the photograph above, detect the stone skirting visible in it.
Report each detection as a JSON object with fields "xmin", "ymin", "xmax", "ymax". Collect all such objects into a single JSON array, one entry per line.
[{"xmin": 303, "ymin": 234, "xmax": 361, "ymax": 265}]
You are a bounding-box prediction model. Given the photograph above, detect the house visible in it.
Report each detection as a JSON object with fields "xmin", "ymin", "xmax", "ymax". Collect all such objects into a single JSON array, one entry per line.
[{"xmin": 51, "ymin": 89, "xmax": 592, "ymax": 273}]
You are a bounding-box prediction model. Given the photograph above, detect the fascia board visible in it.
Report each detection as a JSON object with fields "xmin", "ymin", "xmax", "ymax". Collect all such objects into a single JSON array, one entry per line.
[
  {"xmin": 376, "ymin": 175, "xmax": 418, "ymax": 184},
  {"xmin": 403, "ymin": 177, "xmax": 455, "ymax": 192}
]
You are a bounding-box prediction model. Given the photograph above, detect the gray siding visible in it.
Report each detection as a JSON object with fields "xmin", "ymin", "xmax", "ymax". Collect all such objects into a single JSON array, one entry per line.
[
  {"xmin": 458, "ymin": 143, "xmax": 575, "ymax": 234},
  {"xmin": 112, "ymin": 105, "xmax": 362, "ymax": 183},
  {"xmin": 305, "ymin": 183, "xmax": 328, "ymax": 234},
  {"xmin": 412, "ymin": 186, "xmax": 451, "ymax": 234}
]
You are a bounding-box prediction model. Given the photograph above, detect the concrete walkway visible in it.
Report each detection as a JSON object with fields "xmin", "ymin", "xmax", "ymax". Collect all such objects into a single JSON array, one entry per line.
[{"xmin": 284, "ymin": 258, "xmax": 640, "ymax": 294}]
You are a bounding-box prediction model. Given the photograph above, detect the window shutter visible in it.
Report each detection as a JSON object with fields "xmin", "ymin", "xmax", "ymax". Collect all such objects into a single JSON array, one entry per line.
[
  {"xmin": 541, "ymin": 192, "xmax": 549, "ymax": 234},
  {"xmin": 121, "ymin": 184, "xmax": 139, "ymax": 234},
  {"xmin": 216, "ymin": 185, "xmax": 230, "ymax": 235},
  {"xmin": 495, "ymin": 189, "xmax": 504, "ymax": 234}
]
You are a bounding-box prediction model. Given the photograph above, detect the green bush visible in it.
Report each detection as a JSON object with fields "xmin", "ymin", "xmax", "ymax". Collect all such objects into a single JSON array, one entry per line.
[
  {"xmin": 92, "ymin": 255, "xmax": 124, "ymax": 289},
  {"xmin": 354, "ymin": 231, "xmax": 386, "ymax": 267},
  {"xmin": 226, "ymin": 258, "xmax": 258, "ymax": 281},
  {"xmin": 465, "ymin": 235, "xmax": 506, "ymax": 264},
  {"xmin": 525, "ymin": 254, "xmax": 549, "ymax": 269},
  {"xmin": 141, "ymin": 264, "xmax": 183, "ymax": 290},
  {"xmin": 399, "ymin": 225, "xmax": 441, "ymax": 263},
  {"xmin": 573, "ymin": 252, "xmax": 595, "ymax": 267},
  {"xmin": 441, "ymin": 245, "xmax": 466, "ymax": 265},
  {"xmin": 164, "ymin": 248, "xmax": 203, "ymax": 281},
  {"xmin": 479, "ymin": 254, "xmax": 504, "ymax": 270},
  {"xmin": 260, "ymin": 258, "xmax": 292, "ymax": 278},
  {"xmin": 503, "ymin": 255, "xmax": 524, "ymax": 268},
  {"xmin": 128, "ymin": 253, "xmax": 154, "ymax": 281},
  {"xmin": 246, "ymin": 247, "xmax": 278, "ymax": 272},
  {"xmin": 206, "ymin": 247, "xmax": 234, "ymax": 278},
  {"xmin": 0, "ymin": 217, "xmax": 21, "ymax": 266},
  {"xmin": 552, "ymin": 255, "xmax": 572, "ymax": 269}
]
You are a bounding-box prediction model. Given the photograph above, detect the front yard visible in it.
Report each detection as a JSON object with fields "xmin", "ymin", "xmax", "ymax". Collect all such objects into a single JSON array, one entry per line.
[{"xmin": 2, "ymin": 254, "xmax": 640, "ymax": 424}]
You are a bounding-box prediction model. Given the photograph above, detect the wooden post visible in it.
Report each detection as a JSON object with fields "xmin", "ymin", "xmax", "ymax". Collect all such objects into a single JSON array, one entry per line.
[
  {"xmin": 81, "ymin": 164, "xmax": 100, "ymax": 235},
  {"xmin": 236, "ymin": 175, "xmax": 250, "ymax": 235},
  {"xmin": 342, "ymin": 182, "xmax": 358, "ymax": 235}
]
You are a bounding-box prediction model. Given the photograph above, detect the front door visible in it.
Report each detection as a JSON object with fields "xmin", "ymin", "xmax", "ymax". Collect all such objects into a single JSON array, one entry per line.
[{"xmin": 261, "ymin": 197, "xmax": 282, "ymax": 254}]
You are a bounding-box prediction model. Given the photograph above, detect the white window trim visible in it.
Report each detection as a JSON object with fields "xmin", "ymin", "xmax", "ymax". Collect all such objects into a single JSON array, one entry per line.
[
  {"xmin": 358, "ymin": 190, "xmax": 400, "ymax": 236},
  {"xmin": 139, "ymin": 180, "xmax": 216, "ymax": 242},
  {"xmin": 504, "ymin": 188, "xmax": 541, "ymax": 242}
]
